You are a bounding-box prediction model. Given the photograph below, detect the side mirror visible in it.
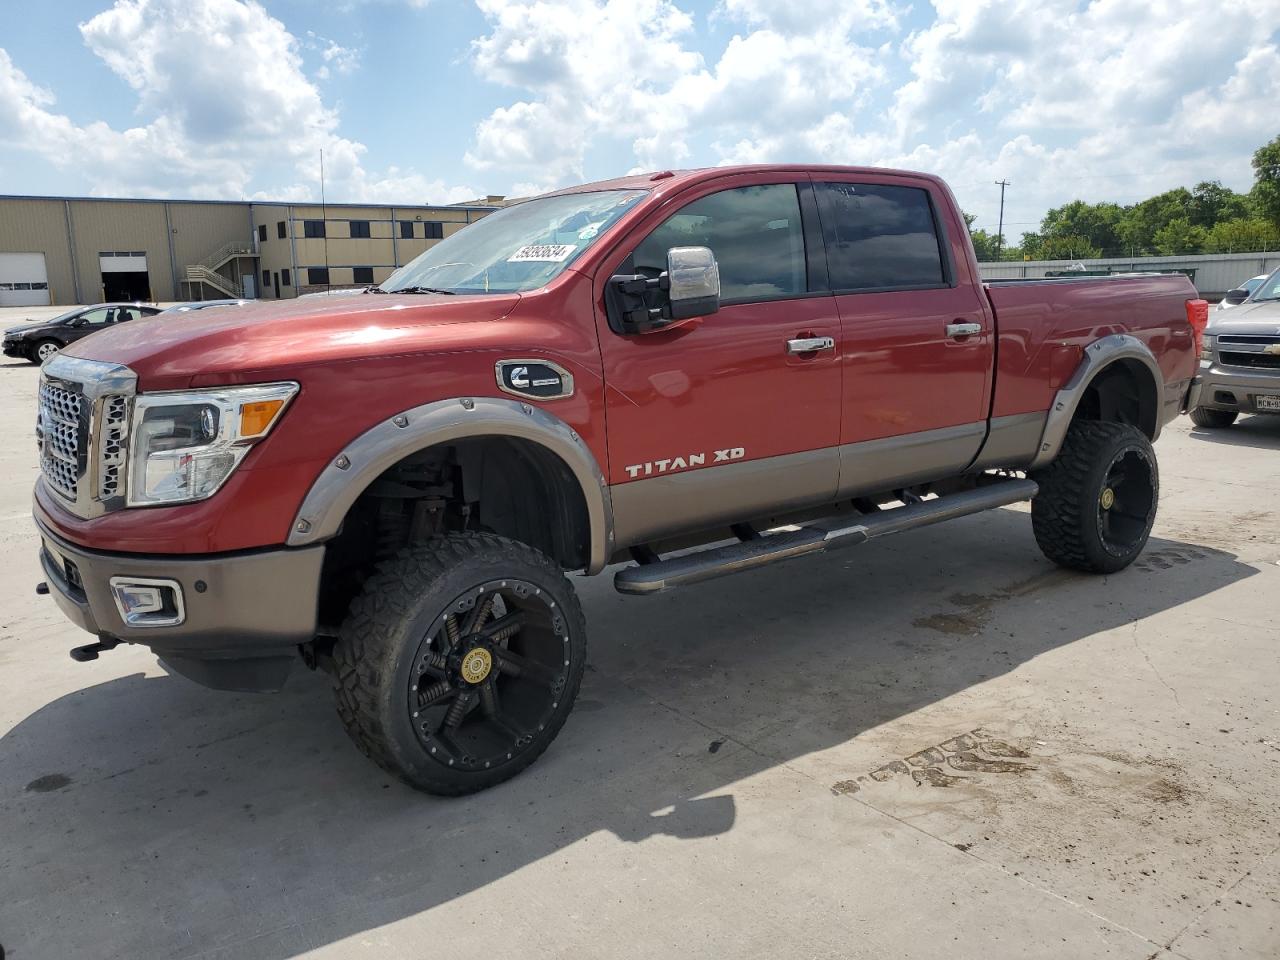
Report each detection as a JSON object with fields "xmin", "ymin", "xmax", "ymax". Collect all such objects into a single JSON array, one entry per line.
[
  {"xmin": 605, "ymin": 246, "xmax": 721, "ymax": 334},
  {"xmin": 665, "ymin": 246, "xmax": 720, "ymax": 320},
  {"xmin": 1223, "ymin": 288, "xmax": 1250, "ymax": 305}
]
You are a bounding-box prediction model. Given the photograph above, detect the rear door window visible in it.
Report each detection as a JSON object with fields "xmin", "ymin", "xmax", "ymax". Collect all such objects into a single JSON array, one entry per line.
[
  {"xmin": 817, "ymin": 183, "xmax": 947, "ymax": 292},
  {"xmin": 632, "ymin": 184, "xmax": 808, "ymax": 302}
]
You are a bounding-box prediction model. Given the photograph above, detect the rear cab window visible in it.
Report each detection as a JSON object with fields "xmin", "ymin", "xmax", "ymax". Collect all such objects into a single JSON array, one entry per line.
[{"xmin": 816, "ymin": 182, "xmax": 950, "ymax": 292}]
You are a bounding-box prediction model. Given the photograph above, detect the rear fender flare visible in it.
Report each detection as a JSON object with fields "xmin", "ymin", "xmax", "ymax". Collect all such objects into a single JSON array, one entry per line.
[
  {"xmin": 287, "ymin": 397, "xmax": 614, "ymax": 574},
  {"xmin": 1030, "ymin": 334, "xmax": 1163, "ymax": 469}
]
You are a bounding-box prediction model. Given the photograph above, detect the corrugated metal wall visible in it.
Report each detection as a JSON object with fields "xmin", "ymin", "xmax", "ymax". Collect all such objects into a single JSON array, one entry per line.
[
  {"xmin": 0, "ymin": 198, "xmax": 77, "ymax": 303},
  {"xmin": 980, "ymin": 251, "xmax": 1280, "ymax": 297},
  {"xmin": 66, "ymin": 200, "xmax": 171, "ymax": 303}
]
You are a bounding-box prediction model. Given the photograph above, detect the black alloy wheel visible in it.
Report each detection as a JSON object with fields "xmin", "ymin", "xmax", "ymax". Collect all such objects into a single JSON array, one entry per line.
[
  {"xmin": 407, "ymin": 578, "xmax": 571, "ymax": 773},
  {"xmin": 1095, "ymin": 446, "xmax": 1156, "ymax": 559}
]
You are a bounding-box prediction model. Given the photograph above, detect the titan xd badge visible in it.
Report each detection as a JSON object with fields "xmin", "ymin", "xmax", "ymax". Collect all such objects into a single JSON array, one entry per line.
[{"xmin": 495, "ymin": 359, "xmax": 575, "ymax": 400}]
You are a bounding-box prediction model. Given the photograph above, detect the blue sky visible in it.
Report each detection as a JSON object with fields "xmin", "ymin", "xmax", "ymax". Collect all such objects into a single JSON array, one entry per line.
[{"xmin": 1, "ymin": 0, "xmax": 1277, "ymax": 242}]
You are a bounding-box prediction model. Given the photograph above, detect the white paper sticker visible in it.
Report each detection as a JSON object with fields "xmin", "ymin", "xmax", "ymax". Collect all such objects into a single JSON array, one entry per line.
[{"xmin": 508, "ymin": 243, "xmax": 576, "ymax": 263}]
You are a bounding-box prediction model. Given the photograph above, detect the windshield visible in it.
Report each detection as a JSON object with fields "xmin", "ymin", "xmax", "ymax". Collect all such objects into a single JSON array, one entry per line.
[
  {"xmin": 379, "ymin": 189, "xmax": 648, "ymax": 295},
  {"xmin": 1251, "ymin": 269, "xmax": 1280, "ymax": 302}
]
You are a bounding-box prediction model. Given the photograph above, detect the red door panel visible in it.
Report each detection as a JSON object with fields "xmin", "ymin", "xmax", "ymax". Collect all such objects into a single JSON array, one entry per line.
[
  {"xmin": 598, "ymin": 299, "xmax": 841, "ymax": 481},
  {"xmin": 835, "ymin": 286, "xmax": 992, "ymax": 443}
]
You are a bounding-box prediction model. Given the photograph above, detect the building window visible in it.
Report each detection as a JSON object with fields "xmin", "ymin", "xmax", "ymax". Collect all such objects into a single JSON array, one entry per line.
[
  {"xmin": 281, "ymin": 268, "xmax": 291, "ymax": 287},
  {"xmin": 423, "ymin": 221, "xmax": 444, "ymax": 240},
  {"xmin": 258, "ymin": 224, "xmax": 268, "ymax": 242},
  {"xmin": 400, "ymin": 220, "xmax": 414, "ymax": 239},
  {"xmin": 308, "ymin": 267, "xmax": 330, "ymax": 285},
  {"xmin": 353, "ymin": 266, "xmax": 375, "ymax": 285},
  {"xmin": 262, "ymin": 269, "xmax": 271, "ymax": 289},
  {"xmin": 303, "ymin": 220, "xmax": 325, "ymax": 239},
  {"xmin": 277, "ymin": 220, "xmax": 287, "ymax": 239},
  {"xmin": 349, "ymin": 220, "xmax": 371, "ymax": 239}
]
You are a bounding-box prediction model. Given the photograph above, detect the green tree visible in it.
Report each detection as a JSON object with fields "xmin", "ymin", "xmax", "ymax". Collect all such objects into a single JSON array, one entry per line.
[
  {"xmin": 1252, "ymin": 135, "xmax": 1280, "ymax": 227},
  {"xmin": 1040, "ymin": 200, "xmax": 1124, "ymax": 253},
  {"xmin": 1189, "ymin": 181, "xmax": 1250, "ymax": 228},
  {"xmin": 962, "ymin": 210, "xmax": 1007, "ymax": 261},
  {"xmin": 1117, "ymin": 188, "xmax": 1194, "ymax": 253},
  {"xmin": 1029, "ymin": 235, "xmax": 1102, "ymax": 260},
  {"xmin": 1204, "ymin": 217, "xmax": 1280, "ymax": 253},
  {"xmin": 1153, "ymin": 217, "xmax": 1207, "ymax": 254}
]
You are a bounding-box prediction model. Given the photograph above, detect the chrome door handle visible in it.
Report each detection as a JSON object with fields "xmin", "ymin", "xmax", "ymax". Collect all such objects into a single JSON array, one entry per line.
[
  {"xmin": 786, "ymin": 336, "xmax": 836, "ymax": 355},
  {"xmin": 946, "ymin": 322, "xmax": 982, "ymax": 338}
]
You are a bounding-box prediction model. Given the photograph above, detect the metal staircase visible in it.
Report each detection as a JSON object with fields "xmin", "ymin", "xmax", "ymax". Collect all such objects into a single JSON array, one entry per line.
[{"xmin": 182, "ymin": 241, "xmax": 258, "ymax": 300}]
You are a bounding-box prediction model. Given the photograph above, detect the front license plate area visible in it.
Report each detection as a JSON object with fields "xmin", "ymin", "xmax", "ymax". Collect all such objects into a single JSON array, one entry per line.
[{"xmin": 1255, "ymin": 394, "xmax": 1280, "ymax": 412}]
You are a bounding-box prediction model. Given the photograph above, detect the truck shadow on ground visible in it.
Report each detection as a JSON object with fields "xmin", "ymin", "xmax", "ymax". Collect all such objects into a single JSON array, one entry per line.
[
  {"xmin": 1187, "ymin": 413, "xmax": 1280, "ymax": 449},
  {"xmin": 0, "ymin": 509, "xmax": 1259, "ymax": 959}
]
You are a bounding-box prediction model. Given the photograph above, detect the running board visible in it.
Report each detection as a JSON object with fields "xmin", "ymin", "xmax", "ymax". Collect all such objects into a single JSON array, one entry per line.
[{"xmin": 614, "ymin": 478, "xmax": 1039, "ymax": 595}]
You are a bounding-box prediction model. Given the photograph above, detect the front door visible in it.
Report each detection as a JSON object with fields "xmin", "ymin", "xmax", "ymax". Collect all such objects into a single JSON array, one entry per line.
[
  {"xmin": 813, "ymin": 177, "xmax": 995, "ymax": 496},
  {"xmin": 273, "ymin": 271, "xmax": 281, "ymax": 298},
  {"xmin": 594, "ymin": 175, "xmax": 842, "ymax": 547}
]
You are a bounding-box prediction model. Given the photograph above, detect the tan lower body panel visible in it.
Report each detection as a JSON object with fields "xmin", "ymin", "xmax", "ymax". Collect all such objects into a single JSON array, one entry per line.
[{"xmin": 608, "ymin": 420, "xmax": 1027, "ymax": 550}]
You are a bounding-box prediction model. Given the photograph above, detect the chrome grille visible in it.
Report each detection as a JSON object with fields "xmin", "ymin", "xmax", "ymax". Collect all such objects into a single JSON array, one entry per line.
[
  {"xmin": 99, "ymin": 395, "xmax": 130, "ymax": 499},
  {"xmin": 36, "ymin": 356, "xmax": 138, "ymax": 518},
  {"xmin": 38, "ymin": 381, "xmax": 84, "ymax": 499}
]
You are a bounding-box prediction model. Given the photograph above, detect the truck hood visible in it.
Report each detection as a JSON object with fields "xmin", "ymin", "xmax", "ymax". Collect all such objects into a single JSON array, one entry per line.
[
  {"xmin": 1207, "ymin": 298, "xmax": 1280, "ymax": 336},
  {"xmin": 64, "ymin": 292, "xmax": 522, "ymax": 386}
]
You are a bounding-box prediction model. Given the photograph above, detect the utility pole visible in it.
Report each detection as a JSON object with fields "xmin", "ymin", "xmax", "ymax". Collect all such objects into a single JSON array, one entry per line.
[{"xmin": 994, "ymin": 179, "xmax": 1010, "ymax": 259}]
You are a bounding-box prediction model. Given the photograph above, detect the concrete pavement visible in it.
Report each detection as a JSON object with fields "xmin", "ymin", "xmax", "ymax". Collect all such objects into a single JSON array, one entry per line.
[{"xmin": 0, "ymin": 350, "xmax": 1276, "ymax": 959}]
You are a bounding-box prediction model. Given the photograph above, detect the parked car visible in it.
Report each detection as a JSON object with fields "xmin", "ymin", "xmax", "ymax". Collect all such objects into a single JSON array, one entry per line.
[
  {"xmin": 162, "ymin": 299, "xmax": 251, "ymax": 313},
  {"xmin": 1188, "ymin": 266, "xmax": 1280, "ymax": 427},
  {"xmin": 32, "ymin": 165, "xmax": 1202, "ymax": 795},
  {"xmin": 1215, "ymin": 273, "xmax": 1269, "ymax": 311},
  {"xmin": 3, "ymin": 302, "xmax": 162, "ymax": 364}
]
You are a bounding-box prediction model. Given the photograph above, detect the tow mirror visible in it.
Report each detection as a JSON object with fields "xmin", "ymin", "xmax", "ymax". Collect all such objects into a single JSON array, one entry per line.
[
  {"xmin": 605, "ymin": 246, "xmax": 721, "ymax": 334},
  {"xmin": 1223, "ymin": 287, "xmax": 1250, "ymax": 305},
  {"xmin": 665, "ymin": 246, "xmax": 720, "ymax": 320}
]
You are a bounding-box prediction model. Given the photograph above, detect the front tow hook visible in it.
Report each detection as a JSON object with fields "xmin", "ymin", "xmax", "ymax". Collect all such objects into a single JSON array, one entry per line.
[{"xmin": 69, "ymin": 637, "xmax": 122, "ymax": 663}]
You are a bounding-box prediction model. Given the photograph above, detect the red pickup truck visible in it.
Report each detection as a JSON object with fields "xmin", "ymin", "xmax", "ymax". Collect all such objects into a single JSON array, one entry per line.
[{"xmin": 34, "ymin": 165, "xmax": 1205, "ymax": 794}]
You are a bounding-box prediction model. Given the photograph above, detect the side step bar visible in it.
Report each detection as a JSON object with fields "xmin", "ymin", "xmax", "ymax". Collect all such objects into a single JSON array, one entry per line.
[{"xmin": 614, "ymin": 477, "xmax": 1039, "ymax": 596}]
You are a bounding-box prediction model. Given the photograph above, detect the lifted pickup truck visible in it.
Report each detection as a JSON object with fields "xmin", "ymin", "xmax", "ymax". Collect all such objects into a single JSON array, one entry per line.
[{"xmin": 34, "ymin": 166, "xmax": 1204, "ymax": 794}]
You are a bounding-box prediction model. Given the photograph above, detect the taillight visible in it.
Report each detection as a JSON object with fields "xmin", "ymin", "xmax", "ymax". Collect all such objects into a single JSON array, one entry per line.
[{"xmin": 1186, "ymin": 298, "xmax": 1209, "ymax": 359}]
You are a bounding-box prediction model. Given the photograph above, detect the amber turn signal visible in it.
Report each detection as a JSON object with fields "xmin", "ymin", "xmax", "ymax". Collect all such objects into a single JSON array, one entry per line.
[{"xmin": 240, "ymin": 399, "xmax": 286, "ymax": 437}]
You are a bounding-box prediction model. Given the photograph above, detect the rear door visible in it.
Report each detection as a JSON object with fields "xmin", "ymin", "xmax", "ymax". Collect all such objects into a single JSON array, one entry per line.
[
  {"xmin": 814, "ymin": 177, "xmax": 994, "ymax": 495},
  {"xmin": 594, "ymin": 174, "xmax": 841, "ymax": 547}
]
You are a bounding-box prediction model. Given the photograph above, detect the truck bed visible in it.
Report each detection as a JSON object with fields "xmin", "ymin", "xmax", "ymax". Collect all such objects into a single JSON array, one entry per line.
[{"xmin": 983, "ymin": 272, "xmax": 1199, "ymax": 421}]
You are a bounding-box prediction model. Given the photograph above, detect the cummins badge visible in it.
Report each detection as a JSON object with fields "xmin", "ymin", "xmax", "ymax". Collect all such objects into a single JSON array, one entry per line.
[{"xmin": 495, "ymin": 359, "xmax": 575, "ymax": 401}]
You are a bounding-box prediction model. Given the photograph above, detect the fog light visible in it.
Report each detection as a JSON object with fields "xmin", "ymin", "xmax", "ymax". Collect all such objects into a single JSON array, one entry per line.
[{"xmin": 109, "ymin": 577, "xmax": 185, "ymax": 627}]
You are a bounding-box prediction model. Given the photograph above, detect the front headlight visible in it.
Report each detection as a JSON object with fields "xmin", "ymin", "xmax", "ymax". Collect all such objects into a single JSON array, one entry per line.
[
  {"xmin": 1200, "ymin": 334, "xmax": 1215, "ymax": 361},
  {"xmin": 127, "ymin": 382, "xmax": 298, "ymax": 506}
]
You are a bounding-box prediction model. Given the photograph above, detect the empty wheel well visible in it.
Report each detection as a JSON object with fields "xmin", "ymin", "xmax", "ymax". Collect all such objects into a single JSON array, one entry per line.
[
  {"xmin": 1071, "ymin": 359, "xmax": 1158, "ymax": 439},
  {"xmin": 315, "ymin": 436, "xmax": 591, "ymax": 629}
]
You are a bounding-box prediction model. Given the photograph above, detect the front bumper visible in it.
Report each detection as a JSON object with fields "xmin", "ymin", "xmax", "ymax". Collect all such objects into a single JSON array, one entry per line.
[
  {"xmin": 3, "ymin": 339, "xmax": 27, "ymax": 358},
  {"xmin": 36, "ymin": 512, "xmax": 325, "ymax": 691},
  {"xmin": 1188, "ymin": 361, "xmax": 1280, "ymax": 415}
]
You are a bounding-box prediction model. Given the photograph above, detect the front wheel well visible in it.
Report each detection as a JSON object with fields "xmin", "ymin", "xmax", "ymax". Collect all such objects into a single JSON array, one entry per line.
[
  {"xmin": 315, "ymin": 435, "xmax": 591, "ymax": 629},
  {"xmin": 1071, "ymin": 358, "xmax": 1159, "ymax": 439}
]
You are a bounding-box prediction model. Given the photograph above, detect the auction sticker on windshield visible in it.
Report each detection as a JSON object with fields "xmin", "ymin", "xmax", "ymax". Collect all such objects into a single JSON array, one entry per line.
[{"xmin": 509, "ymin": 244, "xmax": 576, "ymax": 263}]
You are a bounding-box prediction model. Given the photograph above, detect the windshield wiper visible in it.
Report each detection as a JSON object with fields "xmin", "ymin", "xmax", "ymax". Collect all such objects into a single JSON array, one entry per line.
[{"xmin": 374, "ymin": 285, "xmax": 456, "ymax": 296}]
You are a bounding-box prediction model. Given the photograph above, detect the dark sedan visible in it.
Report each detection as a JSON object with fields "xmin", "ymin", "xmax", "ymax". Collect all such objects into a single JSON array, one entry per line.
[{"xmin": 3, "ymin": 302, "xmax": 162, "ymax": 364}]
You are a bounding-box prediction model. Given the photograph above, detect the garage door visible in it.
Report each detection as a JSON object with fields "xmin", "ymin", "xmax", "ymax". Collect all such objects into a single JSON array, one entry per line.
[{"xmin": 0, "ymin": 252, "xmax": 51, "ymax": 307}]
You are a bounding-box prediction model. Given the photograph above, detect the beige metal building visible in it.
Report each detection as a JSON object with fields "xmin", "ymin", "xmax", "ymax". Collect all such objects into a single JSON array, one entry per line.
[{"xmin": 0, "ymin": 195, "xmax": 499, "ymax": 306}]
